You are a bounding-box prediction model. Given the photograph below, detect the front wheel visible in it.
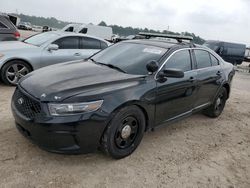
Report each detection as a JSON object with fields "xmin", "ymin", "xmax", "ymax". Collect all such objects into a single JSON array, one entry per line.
[
  {"xmin": 101, "ymin": 106, "xmax": 146, "ymax": 159},
  {"xmin": 203, "ymin": 87, "xmax": 228, "ymax": 118},
  {"xmin": 1, "ymin": 60, "xmax": 31, "ymax": 86}
]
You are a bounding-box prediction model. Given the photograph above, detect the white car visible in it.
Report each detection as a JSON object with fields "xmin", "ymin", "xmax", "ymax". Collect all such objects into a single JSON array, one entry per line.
[{"xmin": 0, "ymin": 31, "xmax": 110, "ymax": 85}]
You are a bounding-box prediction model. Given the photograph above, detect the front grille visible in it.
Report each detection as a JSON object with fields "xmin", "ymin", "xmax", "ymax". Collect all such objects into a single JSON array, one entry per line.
[{"xmin": 13, "ymin": 88, "xmax": 45, "ymax": 119}]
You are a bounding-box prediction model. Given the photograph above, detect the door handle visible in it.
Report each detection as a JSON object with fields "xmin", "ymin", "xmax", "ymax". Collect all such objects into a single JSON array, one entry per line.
[
  {"xmin": 74, "ymin": 53, "xmax": 81, "ymax": 56},
  {"xmin": 189, "ymin": 76, "xmax": 195, "ymax": 82}
]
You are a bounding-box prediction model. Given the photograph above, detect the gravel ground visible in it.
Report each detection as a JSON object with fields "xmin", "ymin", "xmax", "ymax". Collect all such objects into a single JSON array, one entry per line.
[{"xmin": 0, "ymin": 70, "xmax": 250, "ymax": 188}]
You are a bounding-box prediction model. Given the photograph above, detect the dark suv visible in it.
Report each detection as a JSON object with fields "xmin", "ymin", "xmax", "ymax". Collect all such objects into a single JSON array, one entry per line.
[
  {"xmin": 0, "ymin": 13, "xmax": 20, "ymax": 41},
  {"xmin": 11, "ymin": 33, "xmax": 235, "ymax": 159}
]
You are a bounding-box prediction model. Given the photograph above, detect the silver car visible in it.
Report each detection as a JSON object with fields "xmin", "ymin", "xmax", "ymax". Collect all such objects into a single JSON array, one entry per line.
[{"xmin": 0, "ymin": 31, "xmax": 110, "ymax": 85}]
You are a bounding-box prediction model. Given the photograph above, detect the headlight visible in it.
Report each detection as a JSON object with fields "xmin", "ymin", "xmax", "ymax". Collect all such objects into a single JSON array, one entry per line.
[{"xmin": 48, "ymin": 100, "xmax": 103, "ymax": 116}]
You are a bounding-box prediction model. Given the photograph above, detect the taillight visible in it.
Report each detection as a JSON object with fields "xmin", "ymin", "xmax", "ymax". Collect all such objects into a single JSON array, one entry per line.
[{"xmin": 14, "ymin": 31, "xmax": 20, "ymax": 39}]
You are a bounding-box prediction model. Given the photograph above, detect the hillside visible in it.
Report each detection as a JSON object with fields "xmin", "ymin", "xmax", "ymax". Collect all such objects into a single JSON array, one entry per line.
[{"xmin": 16, "ymin": 13, "xmax": 205, "ymax": 44}]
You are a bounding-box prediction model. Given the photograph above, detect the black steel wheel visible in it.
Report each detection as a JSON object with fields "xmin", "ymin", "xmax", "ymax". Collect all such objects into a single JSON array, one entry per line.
[
  {"xmin": 203, "ymin": 87, "xmax": 228, "ymax": 118},
  {"xmin": 1, "ymin": 60, "xmax": 31, "ymax": 86},
  {"xmin": 101, "ymin": 105, "xmax": 146, "ymax": 159}
]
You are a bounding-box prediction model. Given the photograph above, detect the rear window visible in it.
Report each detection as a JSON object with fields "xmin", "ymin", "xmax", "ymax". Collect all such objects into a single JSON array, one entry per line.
[
  {"xmin": 81, "ymin": 37, "xmax": 101, "ymax": 49},
  {"xmin": 194, "ymin": 50, "xmax": 212, "ymax": 69},
  {"xmin": 101, "ymin": 41, "xmax": 108, "ymax": 49}
]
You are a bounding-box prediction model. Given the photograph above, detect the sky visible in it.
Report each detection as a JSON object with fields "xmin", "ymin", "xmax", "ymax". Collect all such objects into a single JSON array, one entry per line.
[{"xmin": 1, "ymin": 0, "xmax": 250, "ymax": 45}]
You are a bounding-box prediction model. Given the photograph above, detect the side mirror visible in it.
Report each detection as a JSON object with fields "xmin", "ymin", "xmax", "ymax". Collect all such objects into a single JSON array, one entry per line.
[
  {"xmin": 163, "ymin": 69, "xmax": 184, "ymax": 78},
  {"xmin": 157, "ymin": 68, "xmax": 184, "ymax": 83},
  {"xmin": 47, "ymin": 44, "xmax": 59, "ymax": 51},
  {"xmin": 146, "ymin": 60, "xmax": 159, "ymax": 73}
]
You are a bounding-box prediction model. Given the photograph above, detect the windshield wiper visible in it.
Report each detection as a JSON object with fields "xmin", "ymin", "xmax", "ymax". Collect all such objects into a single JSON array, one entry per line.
[{"xmin": 89, "ymin": 59, "xmax": 126, "ymax": 73}]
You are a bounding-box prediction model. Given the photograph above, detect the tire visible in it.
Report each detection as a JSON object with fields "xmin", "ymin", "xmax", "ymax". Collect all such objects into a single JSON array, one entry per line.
[
  {"xmin": 101, "ymin": 105, "xmax": 146, "ymax": 159},
  {"xmin": 1, "ymin": 60, "xmax": 32, "ymax": 86},
  {"xmin": 203, "ymin": 87, "xmax": 228, "ymax": 118}
]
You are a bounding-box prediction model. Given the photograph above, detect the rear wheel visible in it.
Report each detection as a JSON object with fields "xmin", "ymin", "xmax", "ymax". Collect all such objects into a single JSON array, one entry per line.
[
  {"xmin": 1, "ymin": 60, "xmax": 31, "ymax": 86},
  {"xmin": 203, "ymin": 87, "xmax": 228, "ymax": 118},
  {"xmin": 101, "ymin": 106, "xmax": 146, "ymax": 159}
]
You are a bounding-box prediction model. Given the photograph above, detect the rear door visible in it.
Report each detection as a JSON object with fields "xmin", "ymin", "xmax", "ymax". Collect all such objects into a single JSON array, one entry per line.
[
  {"xmin": 79, "ymin": 37, "xmax": 104, "ymax": 59},
  {"xmin": 155, "ymin": 49, "xmax": 198, "ymax": 125},
  {"xmin": 193, "ymin": 49, "xmax": 223, "ymax": 108}
]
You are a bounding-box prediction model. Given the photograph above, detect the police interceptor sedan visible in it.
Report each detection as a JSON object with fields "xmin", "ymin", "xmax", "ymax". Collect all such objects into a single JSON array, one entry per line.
[{"xmin": 11, "ymin": 33, "xmax": 235, "ymax": 159}]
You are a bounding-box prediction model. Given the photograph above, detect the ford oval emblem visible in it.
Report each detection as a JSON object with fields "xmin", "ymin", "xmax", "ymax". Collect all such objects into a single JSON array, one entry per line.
[{"xmin": 18, "ymin": 98, "xmax": 24, "ymax": 105}]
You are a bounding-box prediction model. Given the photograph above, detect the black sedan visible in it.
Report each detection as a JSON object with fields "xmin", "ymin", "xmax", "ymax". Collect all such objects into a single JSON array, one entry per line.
[{"xmin": 11, "ymin": 34, "xmax": 235, "ymax": 159}]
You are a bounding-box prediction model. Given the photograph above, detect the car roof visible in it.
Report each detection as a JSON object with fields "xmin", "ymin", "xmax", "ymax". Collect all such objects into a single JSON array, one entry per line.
[
  {"xmin": 44, "ymin": 31, "xmax": 110, "ymax": 44},
  {"xmin": 122, "ymin": 39, "xmax": 192, "ymax": 49}
]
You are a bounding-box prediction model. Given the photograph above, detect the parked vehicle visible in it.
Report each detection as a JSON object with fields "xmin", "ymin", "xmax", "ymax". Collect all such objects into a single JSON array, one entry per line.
[
  {"xmin": 204, "ymin": 40, "xmax": 246, "ymax": 65},
  {"xmin": 7, "ymin": 14, "xmax": 20, "ymax": 26},
  {"xmin": 0, "ymin": 31, "xmax": 110, "ymax": 85},
  {"xmin": 18, "ymin": 22, "xmax": 32, "ymax": 30},
  {"xmin": 244, "ymin": 47, "xmax": 250, "ymax": 62},
  {"xmin": 62, "ymin": 23, "xmax": 113, "ymax": 41},
  {"xmin": 61, "ymin": 23, "xmax": 82, "ymax": 32},
  {"xmin": 42, "ymin": 25, "xmax": 52, "ymax": 32},
  {"xmin": 11, "ymin": 33, "xmax": 235, "ymax": 159},
  {"xmin": 0, "ymin": 13, "xmax": 20, "ymax": 41}
]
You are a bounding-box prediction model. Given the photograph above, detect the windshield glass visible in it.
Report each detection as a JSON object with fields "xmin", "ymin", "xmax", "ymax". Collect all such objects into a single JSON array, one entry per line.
[
  {"xmin": 24, "ymin": 32, "xmax": 59, "ymax": 46},
  {"xmin": 92, "ymin": 42, "xmax": 167, "ymax": 75}
]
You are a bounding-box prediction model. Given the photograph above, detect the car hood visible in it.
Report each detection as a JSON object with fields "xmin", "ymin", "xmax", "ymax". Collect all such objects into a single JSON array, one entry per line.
[
  {"xmin": 0, "ymin": 41, "xmax": 38, "ymax": 52},
  {"xmin": 20, "ymin": 60, "xmax": 145, "ymax": 102}
]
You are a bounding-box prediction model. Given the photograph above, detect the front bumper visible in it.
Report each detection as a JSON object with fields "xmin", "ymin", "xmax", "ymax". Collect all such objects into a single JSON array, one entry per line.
[{"xmin": 12, "ymin": 100, "xmax": 109, "ymax": 154}]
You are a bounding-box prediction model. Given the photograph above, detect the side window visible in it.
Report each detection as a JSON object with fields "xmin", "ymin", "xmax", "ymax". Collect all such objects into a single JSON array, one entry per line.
[
  {"xmin": 101, "ymin": 41, "xmax": 108, "ymax": 49},
  {"xmin": 210, "ymin": 54, "xmax": 219, "ymax": 66},
  {"xmin": 81, "ymin": 37, "xmax": 101, "ymax": 49},
  {"xmin": 53, "ymin": 37, "xmax": 79, "ymax": 49},
  {"xmin": 165, "ymin": 50, "xmax": 192, "ymax": 72},
  {"xmin": 65, "ymin": 26, "xmax": 74, "ymax": 32},
  {"xmin": 0, "ymin": 21, "xmax": 8, "ymax": 29},
  {"xmin": 79, "ymin": 28, "xmax": 88, "ymax": 34},
  {"xmin": 195, "ymin": 50, "xmax": 212, "ymax": 69}
]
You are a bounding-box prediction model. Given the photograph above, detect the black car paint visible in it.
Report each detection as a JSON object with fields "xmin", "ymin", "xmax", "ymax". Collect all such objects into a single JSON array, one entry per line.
[{"xmin": 12, "ymin": 42, "xmax": 235, "ymax": 154}]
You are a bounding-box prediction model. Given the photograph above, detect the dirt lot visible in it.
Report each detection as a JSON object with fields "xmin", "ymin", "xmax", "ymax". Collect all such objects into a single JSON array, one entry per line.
[
  {"xmin": 0, "ymin": 70, "xmax": 250, "ymax": 188},
  {"xmin": 19, "ymin": 30, "xmax": 39, "ymax": 39}
]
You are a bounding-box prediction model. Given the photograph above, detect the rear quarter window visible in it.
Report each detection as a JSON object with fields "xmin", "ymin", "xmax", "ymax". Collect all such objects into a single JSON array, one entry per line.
[{"xmin": 210, "ymin": 54, "xmax": 219, "ymax": 66}]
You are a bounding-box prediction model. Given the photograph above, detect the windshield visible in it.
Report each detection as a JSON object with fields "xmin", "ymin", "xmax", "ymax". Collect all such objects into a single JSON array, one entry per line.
[
  {"xmin": 91, "ymin": 42, "xmax": 167, "ymax": 75},
  {"xmin": 24, "ymin": 32, "xmax": 59, "ymax": 46}
]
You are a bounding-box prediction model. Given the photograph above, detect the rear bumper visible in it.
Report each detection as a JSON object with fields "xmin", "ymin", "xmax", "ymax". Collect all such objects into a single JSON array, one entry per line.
[{"xmin": 12, "ymin": 101, "xmax": 109, "ymax": 154}]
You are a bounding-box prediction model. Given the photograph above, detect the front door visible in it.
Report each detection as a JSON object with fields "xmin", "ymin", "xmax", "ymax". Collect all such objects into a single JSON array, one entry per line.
[
  {"xmin": 155, "ymin": 49, "xmax": 198, "ymax": 125},
  {"xmin": 41, "ymin": 36, "xmax": 83, "ymax": 68}
]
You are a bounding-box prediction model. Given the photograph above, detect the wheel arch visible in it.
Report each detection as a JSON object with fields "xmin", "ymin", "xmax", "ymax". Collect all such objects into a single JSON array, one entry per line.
[
  {"xmin": 222, "ymin": 82, "xmax": 230, "ymax": 99},
  {"xmin": 103, "ymin": 100, "xmax": 151, "ymax": 137},
  {"xmin": 0, "ymin": 58, "xmax": 34, "ymax": 72}
]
